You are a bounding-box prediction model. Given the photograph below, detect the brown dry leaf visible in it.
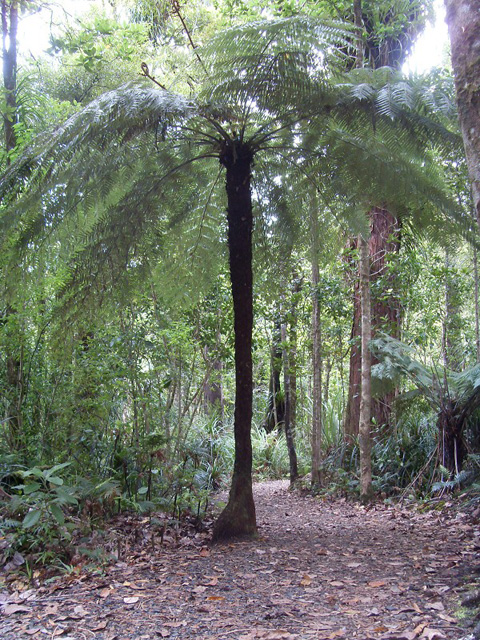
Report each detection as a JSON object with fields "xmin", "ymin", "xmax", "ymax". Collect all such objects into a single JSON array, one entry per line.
[
  {"xmin": 73, "ymin": 604, "xmax": 88, "ymax": 617},
  {"xmin": 2, "ymin": 603, "xmax": 30, "ymax": 615},
  {"xmin": 438, "ymin": 613, "xmax": 457, "ymax": 623},
  {"xmin": 123, "ymin": 596, "xmax": 139, "ymax": 604},
  {"xmin": 207, "ymin": 596, "xmax": 225, "ymax": 601},
  {"xmin": 328, "ymin": 630, "xmax": 346, "ymax": 639},
  {"xmin": 44, "ymin": 603, "xmax": 59, "ymax": 616},
  {"xmin": 25, "ymin": 628, "xmax": 42, "ymax": 636},
  {"xmin": 420, "ymin": 629, "xmax": 446, "ymax": 640},
  {"xmin": 316, "ymin": 548, "xmax": 329, "ymax": 556},
  {"xmin": 100, "ymin": 588, "xmax": 111, "ymax": 599},
  {"xmin": 300, "ymin": 574, "xmax": 312, "ymax": 587},
  {"xmin": 199, "ymin": 548, "xmax": 210, "ymax": 557},
  {"xmin": 413, "ymin": 622, "xmax": 428, "ymax": 636},
  {"xmin": 91, "ymin": 621, "xmax": 108, "ymax": 631},
  {"xmin": 368, "ymin": 580, "xmax": 387, "ymax": 588},
  {"xmin": 205, "ymin": 576, "xmax": 219, "ymax": 586}
]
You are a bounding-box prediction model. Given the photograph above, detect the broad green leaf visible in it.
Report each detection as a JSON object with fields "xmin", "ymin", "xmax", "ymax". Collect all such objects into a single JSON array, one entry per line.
[
  {"xmin": 22, "ymin": 509, "xmax": 41, "ymax": 528},
  {"xmin": 50, "ymin": 504, "xmax": 65, "ymax": 526},
  {"xmin": 44, "ymin": 462, "xmax": 71, "ymax": 479},
  {"xmin": 23, "ymin": 482, "xmax": 42, "ymax": 495},
  {"xmin": 47, "ymin": 476, "xmax": 64, "ymax": 486}
]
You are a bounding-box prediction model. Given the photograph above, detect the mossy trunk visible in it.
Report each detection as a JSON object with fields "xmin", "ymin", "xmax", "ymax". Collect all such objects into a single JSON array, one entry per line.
[{"xmin": 212, "ymin": 141, "xmax": 256, "ymax": 541}]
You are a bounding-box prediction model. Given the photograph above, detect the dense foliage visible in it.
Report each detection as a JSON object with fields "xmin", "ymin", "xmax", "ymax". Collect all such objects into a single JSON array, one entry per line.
[{"xmin": 0, "ymin": 0, "xmax": 479, "ymax": 565}]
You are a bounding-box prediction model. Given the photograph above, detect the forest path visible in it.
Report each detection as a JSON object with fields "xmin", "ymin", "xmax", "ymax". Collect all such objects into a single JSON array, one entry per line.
[{"xmin": 1, "ymin": 480, "xmax": 478, "ymax": 640}]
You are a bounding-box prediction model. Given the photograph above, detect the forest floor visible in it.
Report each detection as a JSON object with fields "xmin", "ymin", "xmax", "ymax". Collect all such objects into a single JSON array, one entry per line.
[{"xmin": 0, "ymin": 480, "xmax": 479, "ymax": 640}]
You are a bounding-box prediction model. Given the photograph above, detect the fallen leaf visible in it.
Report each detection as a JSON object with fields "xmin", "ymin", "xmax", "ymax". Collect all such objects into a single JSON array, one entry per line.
[
  {"xmin": 300, "ymin": 574, "xmax": 312, "ymax": 586},
  {"xmin": 73, "ymin": 604, "xmax": 88, "ymax": 617},
  {"xmin": 91, "ymin": 621, "xmax": 108, "ymax": 631},
  {"xmin": 2, "ymin": 603, "xmax": 30, "ymax": 615},
  {"xmin": 425, "ymin": 602, "xmax": 444, "ymax": 611},
  {"xmin": 368, "ymin": 580, "xmax": 386, "ymax": 588},
  {"xmin": 157, "ymin": 630, "xmax": 171, "ymax": 638},
  {"xmin": 199, "ymin": 548, "xmax": 210, "ymax": 557},
  {"xmin": 123, "ymin": 596, "xmax": 139, "ymax": 604},
  {"xmin": 330, "ymin": 581, "xmax": 344, "ymax": 587},
  {"xmin": 44, "ymin": 603, "xmax": 59, "ymax": 616},
  {"xmin": 438, "ymin": 613, "xmax": 457, "ymax": 623},
  {"xmin": 25, "ymin": 628, "xmax": 42, "ymax": 636},
  {"xmin": 328, "ymin": 630, "xmax": 346, "ymax": 639},
  {"xmin": 100, "ymin": 588, "xmax": 111, "ymax": 599},
  {"xmin": 206, "ymin": 596, "xmax": 225, "ymax": 601},
  {"xmin": 420, "ymin": 629, "xmax": 446, "ymax": 640}
]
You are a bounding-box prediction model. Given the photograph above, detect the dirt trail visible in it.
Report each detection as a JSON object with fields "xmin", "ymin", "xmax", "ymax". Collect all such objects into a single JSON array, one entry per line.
[{"xmin": 0, "ymin": 480, "xmax": 478, "ymax": 640}]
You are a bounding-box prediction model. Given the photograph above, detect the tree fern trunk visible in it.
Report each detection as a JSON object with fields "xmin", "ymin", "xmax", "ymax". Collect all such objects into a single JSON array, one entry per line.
[{"xmin": 212, "ymin": 141, "xmax": 256, "ymax": 540}]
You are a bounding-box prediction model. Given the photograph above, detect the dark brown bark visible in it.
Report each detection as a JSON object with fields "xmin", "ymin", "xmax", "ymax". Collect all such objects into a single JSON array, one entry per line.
[
  {"xmin": 437, "ymin": 401, "xmax": 467, "ymax": 476},
  {"xmin": 212, "ymin": 141, "xmax": 256, "ymax": 541},
  {"xmin": 445, "ymin": 0, "xmax": 480, "ymax": 229}
]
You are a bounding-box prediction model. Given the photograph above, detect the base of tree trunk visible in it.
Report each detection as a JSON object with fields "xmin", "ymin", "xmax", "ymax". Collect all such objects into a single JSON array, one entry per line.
[{"xmin": 212, "ymin": 477, "xmax": 257, "ymax": 541}]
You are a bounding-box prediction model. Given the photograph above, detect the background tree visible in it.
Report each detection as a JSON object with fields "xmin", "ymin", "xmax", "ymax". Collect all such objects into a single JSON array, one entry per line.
[{"xmin": 445, "ymin": 0, "xmax": 480, "ymax": 229}]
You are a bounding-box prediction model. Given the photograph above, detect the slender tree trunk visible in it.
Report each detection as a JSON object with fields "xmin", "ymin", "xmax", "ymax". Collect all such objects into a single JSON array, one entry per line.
[
  {"xmin": 281, "ymin": 300, "xmax": 298, "ymax": 485},
  {"xmin": 445, "ymin": 0, "xmax": 480, "ymax": 229},
  {"xmin": 344, "ymin": 207, "xmax": 400, "ymax": 437},
  {"xmin": 203, "ymin": 342, "xmax": 224, "ymax": 420},
  {"xmin": 2, "ymin": 0, "xmax": 17, "ymax": 159},
  {"xmin": 213, "ymin": 141, "xmax": 256, "ymax": 540},
  {"xmin": 358, "ymin": 234, "xmax": 373, "ymax": 502},
  {"xmin": 474, "ymin": 241, "xmax": 480, "ymax": 364},
  {"xmin": 2, "ymin": 0, "xmax": 23, "ymax": 449},
  {"xmin": 264, "ymin": 314, "xmax": 284, "ymax": 432},
  {"xmin": 311, "ymin": 204, "xmax": 323, "ymax": 487}
]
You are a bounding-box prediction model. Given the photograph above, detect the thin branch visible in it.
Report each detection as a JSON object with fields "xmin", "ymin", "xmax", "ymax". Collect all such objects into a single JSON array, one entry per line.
[
  {"xmin": 170, "ymin": 0, "xmax": 209, "ymax": 77},
  {"xmin": 140, "ymin": 62, "xmax": 167, "ymax": 91}
]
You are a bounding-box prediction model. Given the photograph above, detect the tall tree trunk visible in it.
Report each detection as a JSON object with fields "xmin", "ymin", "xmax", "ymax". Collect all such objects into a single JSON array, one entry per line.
[
  {"xmin": 343, "ymin": 207, "xmax": 401, "ymax": 437},
  {"xmin": 264, "ymin": 314, "xmax": 284, "ymax": 433},
  {"xmin": 281, "ymin": 278, "xmax": 299, "ymax": 485},
  {"xmin": 474, "ymin": 240, "xmax": 480, "ymax": 364},
  {"xmin": 358, "ymin": 234, "xmax": 373, "ymax": 502},
  {"xmin": 2, "ymin": 0, "xmax": 23, "ymax": 450},
  {"xmin": 2, "ymin": 0, "xmax": 17, "ymax": 158},
  {"xmin": 213, "ymin": 141, "xmax": 256, "ymax": 541},
  {"xmin": 311, "ymin": 203, "xmax": 323, "ymax": 487},
  {"xmin": 445, "ymin": 0, "xmax": 480, "ymax": 229}
]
